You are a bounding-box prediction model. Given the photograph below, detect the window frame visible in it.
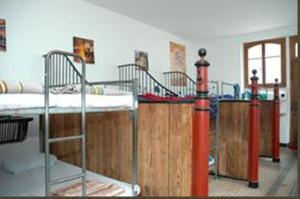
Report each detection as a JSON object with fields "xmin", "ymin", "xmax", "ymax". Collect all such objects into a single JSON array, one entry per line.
[{"xmin": 244, "ymin": 37, "xmax": 286, "ymax": 88}]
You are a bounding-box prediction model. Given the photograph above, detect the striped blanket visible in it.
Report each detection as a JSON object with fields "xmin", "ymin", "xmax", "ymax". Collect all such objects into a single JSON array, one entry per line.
[{"xmin": 51, "ymin": 180, "xmax": 124, "ymax": 197}]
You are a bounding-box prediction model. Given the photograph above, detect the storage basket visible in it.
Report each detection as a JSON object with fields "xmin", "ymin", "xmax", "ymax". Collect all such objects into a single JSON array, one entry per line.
[{"xmin": 0, "ymin": 116, "xmax": 33, "ymax": 144}]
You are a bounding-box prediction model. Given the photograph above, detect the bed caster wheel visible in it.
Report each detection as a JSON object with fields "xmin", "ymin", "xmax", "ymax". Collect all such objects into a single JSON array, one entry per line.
[
  {"xmin": 273, "ymin": 158, "xmax": 280, "ymax": 163},
  {"xmin": 249, "ymin": 182, "xmax": 259, "ymax": 188}
]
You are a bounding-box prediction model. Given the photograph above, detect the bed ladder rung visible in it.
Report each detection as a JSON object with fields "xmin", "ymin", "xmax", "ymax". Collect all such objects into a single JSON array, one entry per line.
[
  {"xmin": 49, "ymin": 173, "xmax": 85, "ymax": 186},
  {"xmin": 48, "ymin": 135, "xmax": 84, "ymax": 144}
]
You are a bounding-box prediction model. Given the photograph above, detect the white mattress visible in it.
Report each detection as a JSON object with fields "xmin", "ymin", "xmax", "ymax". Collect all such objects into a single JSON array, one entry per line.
[
  {"xmin": 0, "ymin": 94, "xmax": 134, "ymax": 113},
  {"xmin": 0, "ymin": 160, "xmax": 139, "ymax": 197}
]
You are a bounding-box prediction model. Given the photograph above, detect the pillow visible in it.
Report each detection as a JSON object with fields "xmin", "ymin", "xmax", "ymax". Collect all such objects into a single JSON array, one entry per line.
[
  {"xmin": 101, "ymin": 87, "xmax": 131, "ymax": 96},
  {"xmin": 0, "ymin": 81, "xmax": 44, "ymax": 94},
  {"xmin": 0, "ymin": 81, "xmax": 22, "ymax": 94},
  {"xmin": 1, "ymin": 153, "xmax": 57, "ymax": 174},
  {"xmin": 21, "ymin": 82, "xmax": 44, "ymax": 94}
]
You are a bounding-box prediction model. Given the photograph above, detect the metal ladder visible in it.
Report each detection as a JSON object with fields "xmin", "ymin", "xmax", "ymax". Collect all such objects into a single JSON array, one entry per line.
[{"xmin": 44, "ymin": 51, "xmax": 87, "ymax": 196}]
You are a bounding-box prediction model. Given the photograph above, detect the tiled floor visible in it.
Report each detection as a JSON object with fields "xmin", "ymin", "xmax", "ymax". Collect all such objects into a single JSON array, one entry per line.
[{"xmin": 209, "ymin": 148, "xmax": 298, "ymax": 197}]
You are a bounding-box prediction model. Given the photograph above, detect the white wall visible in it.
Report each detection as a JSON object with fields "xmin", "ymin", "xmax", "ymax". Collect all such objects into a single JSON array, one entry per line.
[
  {"xmin": 0, "ymin": 0, "xmax": 199, "ymax": 139},
  {"xmin": 0, "ymin": 0, "xmax": 198, "ymax": 84},
  {"xmin": 198, "ymin": 26, "xmax": 297, "ymax": 144}
]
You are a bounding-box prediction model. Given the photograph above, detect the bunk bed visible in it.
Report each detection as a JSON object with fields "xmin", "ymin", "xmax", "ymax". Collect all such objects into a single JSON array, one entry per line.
[{"xmin": 0, "ymin": 50, "xmax": 140, "ymax": 197}]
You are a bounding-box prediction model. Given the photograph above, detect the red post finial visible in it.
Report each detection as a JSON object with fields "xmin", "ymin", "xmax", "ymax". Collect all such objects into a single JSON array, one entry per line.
[
  {"xmin": 192, "ymin": 48, "xmax": 210, "ymax": 197},
  {"xmin": 272, "ymin": 78, "xmax": 280, "ymax": 162},
  {"xmin": 195, "ymin": 48, "xmax": 210, "ymax": 97},
  {"xmin": 248, "ymin": 69, "xmax": 260, "ymax": 188}
]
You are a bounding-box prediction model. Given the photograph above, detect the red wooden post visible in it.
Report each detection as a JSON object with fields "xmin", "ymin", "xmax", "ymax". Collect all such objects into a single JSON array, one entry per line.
[
  {"xmin": 192, "ymin": 48, "xmax": 210, "ymax": 196},
  {"xmin": 248, "ymin": 69, "xmax": 260, "ymax": 188},
  {"xmin": 272, "ymin": 78, "xmax": 280, "ymax": 162}
]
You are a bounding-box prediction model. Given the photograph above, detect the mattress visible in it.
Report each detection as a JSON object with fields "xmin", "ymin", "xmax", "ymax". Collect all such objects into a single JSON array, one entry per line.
[
  {"xmin": 0, "ymin": 160, "xmax": 139, "ymax": 197},
  {"xmin": 0, "ymin": 94, "xmax": 135, "ymax": 114}
]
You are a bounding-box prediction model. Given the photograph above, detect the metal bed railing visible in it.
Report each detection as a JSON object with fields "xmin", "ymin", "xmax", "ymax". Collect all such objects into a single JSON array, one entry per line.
[
  {"xmin": 44, "ymin": 50, "xmax": 138, "ymax": 196},
  {"xmin": 118, "ymin": 64, "xmax": 178, "ymax": 97},
  {"xmin": 220, "ymin": 81, "xmax": 235, "ymax": 98},
  {"xmin": 162, "ymin": 71, "xmax": 219, "ymax": 96}
]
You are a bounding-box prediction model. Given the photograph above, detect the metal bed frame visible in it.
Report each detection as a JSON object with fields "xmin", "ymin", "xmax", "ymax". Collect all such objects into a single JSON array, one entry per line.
[
  {"xmin": 1, "ymin": 50, "xmax": 139, "ymax": 197},
  {"xmin": 162, "ymin": 71, "xmax": 220, "ymax": 96},
  {"xmin": 220, "ymin": 81, "xmax": 235, "ymax": 97},
  {"xmin": 118, "ymin": 64, "xmax": 178, "ymax": 97}
]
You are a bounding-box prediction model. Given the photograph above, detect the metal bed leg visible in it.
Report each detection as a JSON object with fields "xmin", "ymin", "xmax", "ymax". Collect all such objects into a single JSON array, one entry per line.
[
  {"xmin": 131, "ymin": 79, "xmax": 138, "ymax": 196},
  {"xmin": 44, "ymin": 57, "xmax": 51, "ymax": 197},
  {"xmin": 130, "ymin": 110, "xmax": 138, "ymax": 196}
]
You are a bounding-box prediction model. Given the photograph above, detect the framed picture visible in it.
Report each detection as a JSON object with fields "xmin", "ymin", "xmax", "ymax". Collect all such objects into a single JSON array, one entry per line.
[
  {"xmin": 135, "ymin": 50, "xmax": 149, "ymax": 71},
  {"xmin": 170, "ymin": 42, "xmax": 187, "ymax": 86},
  {"xmin": 0, "ymin": 19, "xmax": 7, "ymax": 52},
  {"xmin": 73, "ymin": 37, "xmax": 95, "ymax": 64}
]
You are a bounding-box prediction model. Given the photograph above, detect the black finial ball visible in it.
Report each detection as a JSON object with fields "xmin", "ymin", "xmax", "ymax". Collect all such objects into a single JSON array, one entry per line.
[
  {"xmin": 252, "ymin": 69, "xmax": 257, "ymax": 75},
  {"xmin": 198, "ymin": 48, "xmax": 207, "ymax": 57},
  {"xmin": 275, "ymin": 78, "xmax": 278, "ymax": 83}
]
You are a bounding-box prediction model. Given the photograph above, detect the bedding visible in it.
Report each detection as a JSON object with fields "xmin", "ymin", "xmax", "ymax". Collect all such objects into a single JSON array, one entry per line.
[
  {"xmin": 1, "ymin": 153, "xmax": 56, "ymax": 174},
  {"xmin": 0, "ymin": 94, "xmax": 134, "ymax": 113},
  {"xmin": 0, "ymin": 81, "xmax": 43, "ymax": 94},
  {"xmin": 51, "ymin": 180, "xmax": 124, "ymax": 196},
  {"xmin": 0, "ymin": 160, "xmax": 139, "ymax": 196}
]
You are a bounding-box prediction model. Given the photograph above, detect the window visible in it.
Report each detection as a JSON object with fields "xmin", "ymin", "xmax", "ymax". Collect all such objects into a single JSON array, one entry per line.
[{"xmin": 244, "ymin": 38, "xmax": 286, "ymax": 87}]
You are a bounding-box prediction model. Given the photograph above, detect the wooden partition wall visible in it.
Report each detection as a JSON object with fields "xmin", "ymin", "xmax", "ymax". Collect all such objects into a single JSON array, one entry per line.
[
  {"xmin": 47, "ymin": 103, "xmax": 194, "ymax": 196},
  {"xmin": 217, "ymin": 100, "xmax": 274, "ymax": 180}
]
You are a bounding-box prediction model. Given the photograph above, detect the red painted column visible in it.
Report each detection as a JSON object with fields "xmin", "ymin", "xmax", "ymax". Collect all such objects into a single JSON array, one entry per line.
[
  {"xmin": 272, "ymin": 79, "xmax": 280, "ymax": 162},
  {"xmin": 248, "ymin": 69, "xmax": 260, "ymax": 188},
  {"xmin": 192, "ymin": 49, "xmax": 210, "ymax": 196}
]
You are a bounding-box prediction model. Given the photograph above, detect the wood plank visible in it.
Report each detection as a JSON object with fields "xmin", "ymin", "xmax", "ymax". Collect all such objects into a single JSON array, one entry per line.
[
  {"xmin": 289, "ymin": 35, "xmax": 298, "ymax": 149},
  {"xmin": 217, "ymin": 102, "xmax": 249, "ymax": 180},
  {"xmin": 93, "ymin": 112, "xmax": 131, "ymax": 182},
  {"xmin": 169, "ymin": 104, "xmax": 193, "ymax": 196},
  {"xmin": 259, "ymin": 101, "xmax": 273, "ymax": 157},
  {"xmin": 138, "ymin": 104, "xmax": 169, "ymax": 196},
  {"xmin": 50, "ymin": 114, "xmax": 81, "ymax": 166}
]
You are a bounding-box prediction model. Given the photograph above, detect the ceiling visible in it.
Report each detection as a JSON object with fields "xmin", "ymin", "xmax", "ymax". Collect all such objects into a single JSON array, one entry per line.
[{"xmin": 85, "ymin": 0, "xmax": 297, "ymax": 42}]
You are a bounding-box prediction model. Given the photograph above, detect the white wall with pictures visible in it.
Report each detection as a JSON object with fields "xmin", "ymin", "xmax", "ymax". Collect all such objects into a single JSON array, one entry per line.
[
  {"xmin": 0, "ymin": 0, "xmax": 198, "ymax": 139},
  {"xmin": 0, "ymin": 0, "xmax": 198, "ymax": 84}
]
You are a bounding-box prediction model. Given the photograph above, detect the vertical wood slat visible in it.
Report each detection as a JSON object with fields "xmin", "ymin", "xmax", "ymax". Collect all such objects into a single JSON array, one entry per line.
[
  {"xmin": 259, "ymin": 101, "xmax": 273, "ymax": 157},
  {"xmin": 169, "ymin": 104, "xmax": 193, "ymax": 196},
  {"xmin": 217, "ymin": 101, "xmax": 249, "ymax": 180}
]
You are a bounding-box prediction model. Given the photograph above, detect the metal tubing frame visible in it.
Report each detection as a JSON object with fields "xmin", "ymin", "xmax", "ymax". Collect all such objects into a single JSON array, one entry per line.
[
  {"xmin": 162, "ymin": 71, "xmax": 219, "ymax": 96},
  {"xmin": 220, "ymin": 81, "xmax": 235, "ymax": 97},
  {"xmin": 44, "ymin": 50, "xmax": 139, "ymax": 196},
  {"xmin": 130, "ymin": 79, "xmax": 138, "ymax": 196},
  {"xmin": 44, "ymin": 50, "xmax": 87, "ymax": 196},
  {"xmin": 118, "ymin": 64, "xmax": 178, "ymax": 97}
]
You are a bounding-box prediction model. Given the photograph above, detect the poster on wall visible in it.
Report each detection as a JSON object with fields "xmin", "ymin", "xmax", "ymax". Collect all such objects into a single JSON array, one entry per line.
[
  {"xmin": 0, "ymin": 19, "xmax": 6, "ymax": 52},
  {"xmin": 73, "ymin": 37, "xmax": 95, "ymax": 64},
  {"xmin": 170, "ymin": 42, "xmax": 187, "ymax": 86},
  {"xmin": 135, "ymin": 50, "xmax": 149, "ymax": 71}
]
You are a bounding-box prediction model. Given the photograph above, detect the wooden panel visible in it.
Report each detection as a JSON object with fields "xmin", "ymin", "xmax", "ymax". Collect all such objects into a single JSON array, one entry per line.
[
  {"xmin": 49, "ymin": 113, "xmax": 132, "ymax": 182},
  {"xmin": 49, "ymin": 103, "xmax": 195, "ymax": 196},
  {"xmin": 138, "ymin": 104, "xmax": 169, "ymax": 196},
  {"xmin": 50, "ymin": 114, "xmax": 81, "ymax": 166},
  {"xmin": 217, "ymin": 102, "xmax": 249, "ymax": 180},
  {"xmin": 93, "ymin": 112, "xmax": 131, "ymax": 182},
  {"xmin": 259, "ymin": 101, "xmax": 273, "ymax": 157},
  {"xmin": 210, "ymin": 117, "xmax": 217, "ymax": 157},
  {"xmin": 289, "ymin": 35, "xmax": 298, "ymax": 148},
  {"xmin": 169, "ymin": 104, "xmax": 193, "ymax": 196}
]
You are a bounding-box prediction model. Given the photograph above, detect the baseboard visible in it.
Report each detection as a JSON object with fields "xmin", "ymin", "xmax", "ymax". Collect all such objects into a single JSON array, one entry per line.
[{"xmin": 280, "ymin": 143, "xmax": 289, "ymax": 148}]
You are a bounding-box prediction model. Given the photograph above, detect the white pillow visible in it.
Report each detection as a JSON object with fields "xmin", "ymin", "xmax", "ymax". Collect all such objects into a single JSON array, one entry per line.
[{"xmin": 1, "ymin": 153, "xmax": 57, "ymax": 174}]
